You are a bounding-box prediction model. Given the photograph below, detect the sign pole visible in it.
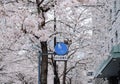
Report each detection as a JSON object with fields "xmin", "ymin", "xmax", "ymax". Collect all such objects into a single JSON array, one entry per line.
[
  {"xmin": 38, "ymin": 42, "xmax": 68, "ymax": 84},
  {"xmin": 38, "ymin": 51, "xmax": 41, "ymax": 84}
]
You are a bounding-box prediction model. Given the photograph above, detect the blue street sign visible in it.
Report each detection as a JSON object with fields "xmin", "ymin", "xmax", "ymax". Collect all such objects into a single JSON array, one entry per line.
[{"xmin": 54, "ymin": 42, "xmax": 68, "ymax": 55}]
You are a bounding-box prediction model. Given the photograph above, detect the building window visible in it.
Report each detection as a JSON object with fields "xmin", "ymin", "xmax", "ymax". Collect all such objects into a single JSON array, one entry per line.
[
  {"xmin": 111, "ymin": 38, "xmax": 113, "ymax": 43},
  {"xmin": 115, "ymin": 31, "xmax": 118, "ymax": 43},
  {"xmin": 115, "ymin": 31, "xmax": 118, "ymax": 38},
  {"xmin": 112, "ymin": 1, "xmax": 117, "ymax": 24},
  {"xmin": 108, "ymin": 44, "xmax": 110, "ymax": 51},
  {"xmin": 116, "ymin": 0, "xmax": 120, "ymax": 13},
  {"xmin": 111, "ymin": 38, "xmax": 113, "ymax": 47},
  {"xmin": 110, "ymin": 9, "xmax": 112, "ymax": 20},
  {"xmin": 114, "ymin": 1, "xmax": 117, "ymax": 14},
  {"xmin": 119, "ymin": 0, "xmax": 120, "ymax": 8},
  {"xmin": 109, "ymin": 9, "xmax": 112, "ymax": 26}
]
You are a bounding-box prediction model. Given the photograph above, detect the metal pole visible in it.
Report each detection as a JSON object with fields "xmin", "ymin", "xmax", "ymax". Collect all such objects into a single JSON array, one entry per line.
[{"xmin": 38, "ymin": 51, "xmax": 41, "ymax": 84}]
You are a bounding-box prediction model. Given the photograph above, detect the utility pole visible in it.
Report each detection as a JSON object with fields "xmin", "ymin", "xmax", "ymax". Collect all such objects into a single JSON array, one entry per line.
[{"xmin": 53, "ymin": 0, "xmax": 60, "ymax": 84}]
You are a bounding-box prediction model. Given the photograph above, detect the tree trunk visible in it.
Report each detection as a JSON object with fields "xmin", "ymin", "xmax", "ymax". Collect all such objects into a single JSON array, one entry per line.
[
  {"xmin": 41, "ymin": 42, "xmax": 48, "ymax": 84},
  {"xmin": 36, "ymin": 0, "xmax": 48, "ymax": 84}
]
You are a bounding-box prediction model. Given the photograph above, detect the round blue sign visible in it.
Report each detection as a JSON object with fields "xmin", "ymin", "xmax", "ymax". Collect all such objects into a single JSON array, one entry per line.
[{"xmin": 54, "ymin": 42, "xmax": 68, "ymax": 55}]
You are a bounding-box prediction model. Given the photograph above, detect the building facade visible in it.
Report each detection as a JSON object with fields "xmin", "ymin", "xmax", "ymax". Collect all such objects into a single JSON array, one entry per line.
[{"xmin": 94, "ymin": 0, "xmax": 120, "ymax": 84}]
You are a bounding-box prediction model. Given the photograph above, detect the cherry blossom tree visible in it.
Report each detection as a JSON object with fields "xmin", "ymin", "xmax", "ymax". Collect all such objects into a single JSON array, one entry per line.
[{"xmin": 0, "ymin": 0, "xmax": 108, "ymax": 84}]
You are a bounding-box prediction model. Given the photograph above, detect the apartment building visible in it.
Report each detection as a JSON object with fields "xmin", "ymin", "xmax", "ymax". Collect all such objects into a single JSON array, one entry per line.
[{"xmin": 94, "ymin": 0, "xmax": 120, "ymax": 84}]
